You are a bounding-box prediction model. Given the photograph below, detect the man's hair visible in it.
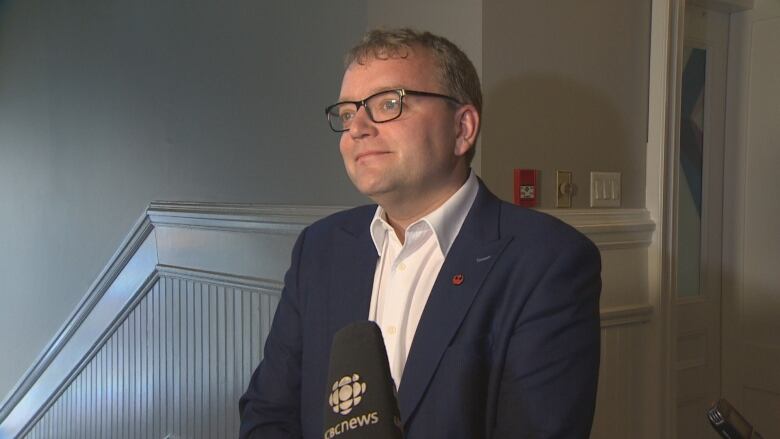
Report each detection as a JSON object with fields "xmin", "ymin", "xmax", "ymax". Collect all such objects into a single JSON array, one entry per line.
[{"xmin": 345, "ymin": 28, "xmax": 482, "ymax": 163}]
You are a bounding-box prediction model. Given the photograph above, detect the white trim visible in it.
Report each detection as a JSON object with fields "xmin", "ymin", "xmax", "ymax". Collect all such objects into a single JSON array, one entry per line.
[
  {"xmin": 541, "ymin": 208, "xmax": 655, "ymax": 249},
  {"xmin": 600, "ymin": 304, "xmax": 654, "ymax": 327},
  {"xmin": 15, "ymin": 270, "xmax": 162, "ymax": 439},
  {"xmin": 148, "ymin": 201, "xmax": 656, "ymax": 250},
  {"xmin": 147, "ymin": 201, "xmax": 347, "ymax": 235},
  {"xmin": 0, "ymin": 231, "xmax": 159, "ymax": 439},
  {"xmin": 156, "ymin": 264, "xmax": 284, "ymax": 294},
  {"xmin": 646, "ymin": 0, "xmax": 686, "ymax": 437},
  {"xmin": 0, "ymin": 215, "xmax": 155, "ymax": 422},
  {"xmin": 689, "ymin": 0, "xmax": 753, "ymax": 13},
  {"xmin": 721, "ymin": 1, "xmax": 752, "ymax": 406}
]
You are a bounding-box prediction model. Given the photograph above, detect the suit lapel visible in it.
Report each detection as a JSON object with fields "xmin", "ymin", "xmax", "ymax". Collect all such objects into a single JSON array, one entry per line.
[
  {"xmin": 397, "ymin": 184, "xmax": 512, "ymax": 425},
  {"xmin": 328, "ymin": 213, "xmax": 378, "ymax": 336}
]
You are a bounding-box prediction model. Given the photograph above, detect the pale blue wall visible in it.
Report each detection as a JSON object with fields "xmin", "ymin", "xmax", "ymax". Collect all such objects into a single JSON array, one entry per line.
[{"xmin": 0, "ymin": 0, "xmax": 368, "ymax": 400}]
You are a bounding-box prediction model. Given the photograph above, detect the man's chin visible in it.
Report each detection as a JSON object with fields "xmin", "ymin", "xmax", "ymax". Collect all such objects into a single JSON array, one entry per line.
[
  {"xmin": 355, "ymin": 184, "xmax": 395, "ymax": 204},
  {"xmin": 359, "ymin": 186, "xmax": 389, "ymax": 200},
  {"xmin": 349, "ymin": 176, "xmax": 390, "ymax": 197}
]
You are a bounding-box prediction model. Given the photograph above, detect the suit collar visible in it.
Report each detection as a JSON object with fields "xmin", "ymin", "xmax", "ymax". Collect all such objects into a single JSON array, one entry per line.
[
  {"xmin": 330, "ymin": 182, "xmax": 512, "ymax": 425},
  {"xmin": 454, "ymin": 178, "xmax": 503, "ymax": 242},
  {"xmin": 368, "ymin": 170, "xmax": 480, "ymax": 257},
  {"xmin": 337, "ymin": 177, "xmax": 499, "ymax": 240},
  {"xmin": 327, "ymin": 208, "xmax": 377, "ymax": 335},
  {"xmin": 397, "ymin": 182, "xmax": 512, "ymax": 425}
]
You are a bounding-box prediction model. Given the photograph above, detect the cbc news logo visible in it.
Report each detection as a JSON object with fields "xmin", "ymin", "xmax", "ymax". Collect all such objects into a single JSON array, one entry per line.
[{"xmin": 329, "ymin": 373, "xmax": 367, "ymax": 415}]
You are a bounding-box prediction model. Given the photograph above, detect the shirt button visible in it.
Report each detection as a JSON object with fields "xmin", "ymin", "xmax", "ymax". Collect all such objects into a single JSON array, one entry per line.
[
  {"xmin": 387, "ymin": 326, "xmax": 397, "ymax": 335},
  {"xmin": 398, "ymin": 262, "xmax": 406, "ymax": 272}
]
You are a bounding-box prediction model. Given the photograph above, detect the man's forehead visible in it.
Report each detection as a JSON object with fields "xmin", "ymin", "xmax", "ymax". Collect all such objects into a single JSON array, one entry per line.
[
  {"xmin": 353, "ymin": 43, "xmax": 414, "ymax": 64},
  {"xmin": 338, "ymin": 51, "xmax": 439, "ymax": 100}
]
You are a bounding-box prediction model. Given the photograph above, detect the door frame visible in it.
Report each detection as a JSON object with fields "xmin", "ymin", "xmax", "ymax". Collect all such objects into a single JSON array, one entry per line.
[
  {"xmin": 646, "ymin": 0, "xmax": 686, "ymax": 437},
  {"xmin": 648, "ymin": 1, "xmax": 752, "ymax": 438}
]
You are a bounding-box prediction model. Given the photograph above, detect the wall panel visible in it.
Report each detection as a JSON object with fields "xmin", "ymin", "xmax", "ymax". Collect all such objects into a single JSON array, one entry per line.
[{"xmin": 23, "ymin": 273, "xmax": 278, "ymax": 439}]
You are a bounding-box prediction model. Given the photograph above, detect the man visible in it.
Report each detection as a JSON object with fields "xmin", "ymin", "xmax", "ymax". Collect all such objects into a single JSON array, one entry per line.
[{"xmin": 240, "ymin": 28, "xmax": 601, "ymax": 439}]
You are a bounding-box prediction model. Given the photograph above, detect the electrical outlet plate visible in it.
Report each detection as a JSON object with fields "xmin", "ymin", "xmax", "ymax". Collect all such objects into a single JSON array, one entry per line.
[
  {"xmin": 590, "ymin": 171, "xmax": 621, "ymax": 207},
  {"xmin": 556, "ymin": 170, "xmax": 573, "ymax": 208}
]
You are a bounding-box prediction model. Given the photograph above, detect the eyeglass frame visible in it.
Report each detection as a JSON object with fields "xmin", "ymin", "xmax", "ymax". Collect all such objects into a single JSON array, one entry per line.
[{"xmin": 324, "ymin": 88, "xmax": 462, "ymax": 133}]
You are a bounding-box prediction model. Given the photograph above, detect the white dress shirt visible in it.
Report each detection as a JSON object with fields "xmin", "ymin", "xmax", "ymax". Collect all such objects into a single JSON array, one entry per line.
[{"xmin": 368, "ymin": 171, "xmax": 479, "ymax": 389}]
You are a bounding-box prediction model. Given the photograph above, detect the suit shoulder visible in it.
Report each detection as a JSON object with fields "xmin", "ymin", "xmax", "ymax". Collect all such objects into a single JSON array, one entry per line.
[
  {"xmin": 498, "ymin": 202, "xmax": 595, "ymax": 251},
  {"xmin": 302, "ymin": 204, "xmax": 375, "ymax": 237}
]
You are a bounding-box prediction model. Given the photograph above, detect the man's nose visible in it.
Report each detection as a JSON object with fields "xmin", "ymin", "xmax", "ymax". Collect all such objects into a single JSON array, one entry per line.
[{"xmin": 348, "ymin": 107, "xmax": 377, "ymax": 138}]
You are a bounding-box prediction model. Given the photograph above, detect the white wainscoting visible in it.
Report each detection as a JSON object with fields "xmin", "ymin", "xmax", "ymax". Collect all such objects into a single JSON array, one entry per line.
[
  {"xmin": 545, "ymin": 209, "xmax": 655, "ymax": 438},
  {"xmin": 0, "ymin": 203, "xmax": 655, "ymax": 439}
]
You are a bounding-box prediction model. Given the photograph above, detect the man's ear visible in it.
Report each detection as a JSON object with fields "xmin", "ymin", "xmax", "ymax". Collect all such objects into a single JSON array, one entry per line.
[{"xmin": 453, "ymin": 104, "xmax": 480, "ymax": 157}]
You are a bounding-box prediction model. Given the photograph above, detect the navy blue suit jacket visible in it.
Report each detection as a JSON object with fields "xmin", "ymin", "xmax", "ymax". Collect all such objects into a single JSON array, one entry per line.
[{"xmin": 239, "ymin": 182, "xmax": 601, "ymax": 438}]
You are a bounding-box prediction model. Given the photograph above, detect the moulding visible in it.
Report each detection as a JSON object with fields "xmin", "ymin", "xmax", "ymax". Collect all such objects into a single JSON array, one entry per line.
[
  {"xmin": 689, "ymin": 0, "xmax": 754, "ymax": 13},
  {"xmin": 600, "ymin": 303, "xmax": 654, "ymax": 328},
  {"xmin": 147, "ymin": 201, "xmax": 655, "ymax": 249},
  {"xmin": 0, "ymin": 229, "xmax": 159, "ymax": 439},
  {"xmin": 540, "ymin": 208, "xmax": 655, "ymax": 250},
  {"xmin": 13, "ymin": 264, "xmax": 285, "ymax": 439},
  {"xmin": 645, "ymin": 0, "xmax": 687, "ymax": 437},
  {"xmin": 0, "ymin": 215, "xmax": 154, "ymax": 423},
  {"xmin": 147, "ymin": 201, "xmax": 347, "ymax": 235},
  {"xmin": 156, "ymin": 264, "xmax": 284, "ymax": 294},
  {"xmin": 14, "ymin": 270, "xmax": 161, "ymax": 439}
]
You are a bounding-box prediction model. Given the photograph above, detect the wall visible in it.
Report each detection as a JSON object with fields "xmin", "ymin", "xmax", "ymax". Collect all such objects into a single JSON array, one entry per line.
[
  {"xmin": 482, "ymin": 0, "xmax": 651, "ymax": 208},
  {"xmin": 0, "ymin": 0, "xmax": 368, "ymax": 401},
  {"xmin": 0, "ymin": 0, "xmax": 487, "ymax": 402},
  {"xmin": 1, "ymin": 2, "xmax": 660, "ymax": 435}
]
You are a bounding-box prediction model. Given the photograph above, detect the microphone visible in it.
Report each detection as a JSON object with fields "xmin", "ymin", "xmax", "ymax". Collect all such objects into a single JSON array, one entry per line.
[{"xmin": 323, "ymin": 321, "xmax": 404, "ymax": 439}]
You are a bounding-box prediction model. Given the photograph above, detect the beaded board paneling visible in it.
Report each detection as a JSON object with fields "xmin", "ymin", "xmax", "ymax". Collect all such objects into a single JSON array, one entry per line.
[{"xmin": 23, "ymin": 273, "xmax": 279, "ymax": 439}]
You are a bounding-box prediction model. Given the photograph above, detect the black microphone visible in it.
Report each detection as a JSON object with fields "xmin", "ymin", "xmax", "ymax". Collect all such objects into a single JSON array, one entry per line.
[{"xmin": 323, "ymin": 321, "xmax": 404, "ymax": 439}]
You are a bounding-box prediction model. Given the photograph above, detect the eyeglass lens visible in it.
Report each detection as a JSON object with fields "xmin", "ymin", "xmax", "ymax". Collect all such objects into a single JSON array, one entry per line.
[{"xmin": 328, "ymin": 90, "xmax": 403, "ymax": 131}]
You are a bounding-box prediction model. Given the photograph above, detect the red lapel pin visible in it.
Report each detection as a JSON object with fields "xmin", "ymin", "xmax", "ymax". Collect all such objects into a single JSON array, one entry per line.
[{"xmin": 452, "ymin": 274, "xmax": 464, "ymax": 286}]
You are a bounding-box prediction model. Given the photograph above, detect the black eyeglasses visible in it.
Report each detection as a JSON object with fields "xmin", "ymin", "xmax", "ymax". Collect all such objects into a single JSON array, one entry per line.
[{"xmin": 325, "ymin": 88, "xmax": 461, "ymax": 132}]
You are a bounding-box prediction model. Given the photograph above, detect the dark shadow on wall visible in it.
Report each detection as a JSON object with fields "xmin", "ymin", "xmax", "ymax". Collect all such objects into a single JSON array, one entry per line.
[{"xmin": 481, "ymin": 73, "xmax": 643, "ymax": 209}]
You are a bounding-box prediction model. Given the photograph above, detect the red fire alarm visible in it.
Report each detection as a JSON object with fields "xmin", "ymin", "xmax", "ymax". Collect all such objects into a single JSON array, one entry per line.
[{"xmin": 514, "ymin": 169, "xmax": 538, "ymax": 207}]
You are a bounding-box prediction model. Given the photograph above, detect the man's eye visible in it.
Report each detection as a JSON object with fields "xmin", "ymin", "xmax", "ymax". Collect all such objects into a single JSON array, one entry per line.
[
  {"xmin": 379, "ymin": 99, "xmax": 400, "ymax": 112},
  {"xmin": 339, "ymin": 111, "xmax": 355, "ymax": 122}
]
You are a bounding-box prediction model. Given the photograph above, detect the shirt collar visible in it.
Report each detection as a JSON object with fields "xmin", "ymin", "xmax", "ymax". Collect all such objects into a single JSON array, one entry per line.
[{"xmin": 369, "ymin": 170, "xmax": 479, "ymax": 257}]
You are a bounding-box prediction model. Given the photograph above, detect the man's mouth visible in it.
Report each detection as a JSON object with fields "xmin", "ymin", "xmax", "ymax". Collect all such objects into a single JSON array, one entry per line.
[{"xmin": 355, "ymin": 150, "xmax": 390, "ymax": 162}]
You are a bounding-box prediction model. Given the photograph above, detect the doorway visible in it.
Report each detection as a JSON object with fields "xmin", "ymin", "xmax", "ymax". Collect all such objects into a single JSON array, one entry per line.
[{"xmin": 673, "ymin": 3, "xmax": 728, "ymax": 437}]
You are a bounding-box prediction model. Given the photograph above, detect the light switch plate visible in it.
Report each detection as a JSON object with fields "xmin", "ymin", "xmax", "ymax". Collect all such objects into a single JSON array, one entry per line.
[
  {"xmin": 590, "ymin": 172, "xmax": 621, "ymax": 207},
  {"xmin": 556, "ymin": 170, "xmax": 573, "ymax": 208}
]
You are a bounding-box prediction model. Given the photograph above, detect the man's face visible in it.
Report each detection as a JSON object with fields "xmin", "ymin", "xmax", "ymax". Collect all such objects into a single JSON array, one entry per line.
[{"xmin": 337, "ymin": 49, "xmax": 471, "ymax": 210}]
